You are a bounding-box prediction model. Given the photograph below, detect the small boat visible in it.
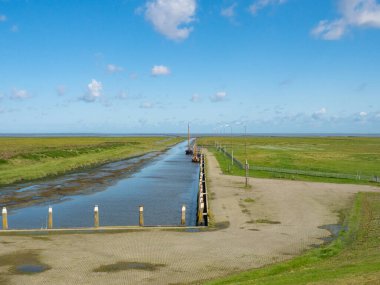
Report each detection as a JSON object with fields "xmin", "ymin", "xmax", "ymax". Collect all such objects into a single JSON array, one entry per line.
[{"xmin": 185, "ymin": 123, "xmax": 193, "ymax": 155}]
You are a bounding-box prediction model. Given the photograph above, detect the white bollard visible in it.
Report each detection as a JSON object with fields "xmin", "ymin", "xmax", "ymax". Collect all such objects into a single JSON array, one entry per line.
[
  {"xmin": 139, "ymin": 206, "xmax": 144, "ymax": 226},
  {"xmin": 48, "ymin": 206, "xmax": 53, "ymax": 229},
  {"xmin": 94, "ymin": 205, "xmax": 99, "ymax": 228},
  {"xmin": 2, "ymin": 207, "xmax": 8, "ymax": 230},
  {"xmin": 181, "ymin": 205, "xmax": 186, "ymax": 225}
]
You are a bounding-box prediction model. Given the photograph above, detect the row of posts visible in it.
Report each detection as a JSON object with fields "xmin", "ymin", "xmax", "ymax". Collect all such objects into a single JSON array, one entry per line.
[
  {"xmin": 216, "ymin": 142, "xmax": 249, "ymax": 187},
  {"xmin": 1, "ymin": 204, "xmax": 187, "ymax": 230},
  {"xmin": 197, "ymin": 154, "xmax": 208, "ymax": 226}
]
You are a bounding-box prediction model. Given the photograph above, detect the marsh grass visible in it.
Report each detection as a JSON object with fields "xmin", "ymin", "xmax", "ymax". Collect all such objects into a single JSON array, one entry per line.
[
  {"xmin": 243, "ymin": 198, "xmax": 255, "ymax": 203},
  {"xmin": 199, "ymin": 136, "xmax": 380, "ymax": 185},
  {"xmin": 0, "ymin": 136, "xmax": 182, "ymax": 186}
]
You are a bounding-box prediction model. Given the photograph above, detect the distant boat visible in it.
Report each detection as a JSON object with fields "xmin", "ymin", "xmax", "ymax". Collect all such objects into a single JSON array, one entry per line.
[{"xmin": 185, "ymin": 123, "xmax": 193, "ymax": 155}]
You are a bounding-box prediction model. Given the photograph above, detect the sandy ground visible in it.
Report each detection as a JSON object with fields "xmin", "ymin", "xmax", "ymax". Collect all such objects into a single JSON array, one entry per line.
[{"xmin": 0, "ymin": 150, "xmax": 379, "ymax": 285}]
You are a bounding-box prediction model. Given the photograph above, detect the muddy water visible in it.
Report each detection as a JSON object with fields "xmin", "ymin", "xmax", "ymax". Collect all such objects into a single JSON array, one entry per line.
[{"xmin": 1, "ymin": 140, "xmax": 200, "ymax": 229}]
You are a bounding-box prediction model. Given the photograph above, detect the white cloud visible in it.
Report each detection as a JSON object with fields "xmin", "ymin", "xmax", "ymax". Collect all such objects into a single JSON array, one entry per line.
[
  {"xmin": 80, "ymin": 79, "xmax": 103, "ymax": 102},
  {"xmin": 145, "ymin": 0, "xmax": 196, "ymax": 40},
  {"xmin": 0, "ymin": 14, "xmax": 6, "ymax": 22},
  {"xmin": 56, "ymin": 85, "xmax": 66, "ymax": 96},
  {"xmin": 249, "ymin": 0, "xmax": 287, "ymax": 15},
  {"xmin": 311, "ymin": 20, "xmax": 346, "ymax": 40},
  {"xmin": 312, "ymin": 107, "xmax": 327, "ymax": 120},
  {"xmin": 107, "ymin": 64, "xmax": 123, "ymax": 73},
  {"xmin": 360, "ymin": 111, "xmax": 368, "ymax": 116},
  {"xmin": 140, "ymin": 101, "xmax": 154, "ymax": 108},
  {"xmin": 312, "ymin": 0, "xmax": 380, "ymax": 40},
  {"xmin": 210, "ymin": 91, "xmax": 227, "ymax": 102},
  {"xmin": 10, "ymin": 24, "xmax": 18, "ymax": 32},
  {"xmin": 151, "ymin": 65, "xmax": 170, "ymax": 76},
  {"xmin": 221, "ymin": 3, "xmax": 237, "ymax": 18},
  {"xmin": 190, "ymin": 93, "xmax": 201, "ymax": 102},
  {"xmin": 88, "ymin": 79, "xmax": 102, "ymax": 97},
  {"xmin": 12, "ymin": 89, "xmax": 29, "ymax": 100}
]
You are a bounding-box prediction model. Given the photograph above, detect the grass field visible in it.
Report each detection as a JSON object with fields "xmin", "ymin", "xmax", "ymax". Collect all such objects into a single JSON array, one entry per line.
[
  {"xmin": 198, "ymin": 137, "xmax": 380, "ymax": 185},
  {"xmin": 205, "ymin": 191, "xmax": 380, "ymax": 285},
  {"xmin": 0, "ymin": 136, "xmax": 182, "ymax": 186}
]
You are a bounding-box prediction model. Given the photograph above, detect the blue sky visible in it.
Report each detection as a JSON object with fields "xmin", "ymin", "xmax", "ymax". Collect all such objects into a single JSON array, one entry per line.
[{"xmin": 0, "ymin": 0, "xmax": 379, "ymax": 134}]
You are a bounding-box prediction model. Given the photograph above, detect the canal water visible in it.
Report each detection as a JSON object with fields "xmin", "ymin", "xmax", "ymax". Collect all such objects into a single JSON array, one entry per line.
[{"xmin": 1, "ymin": 140, "xmax": 200, "ymax": 229}]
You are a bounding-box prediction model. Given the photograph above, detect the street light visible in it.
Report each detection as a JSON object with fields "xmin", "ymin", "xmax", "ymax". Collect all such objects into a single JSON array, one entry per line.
[
  {"xmin": 244, "ymin": 125, "xmax": 249, "ymax": 187},
  {"xmin": 229, "ymin": 125, "xmax": 233, "ymax": 167}
]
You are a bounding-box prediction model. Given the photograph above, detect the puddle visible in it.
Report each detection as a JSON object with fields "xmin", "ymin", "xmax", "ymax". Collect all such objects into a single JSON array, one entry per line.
[
  {"xmin": 0, "ymin": 250, "xmax": 51, "ymax": 275},
  {"xmin": 15, "ymin": 264, "xmax": 48, "ymax": 274},
  {"xmin": 310, "ymin": 224, "xmax": 345, "ymax": 248},
  {"xmin": 318, "ymin": 224, "xmax": 344, "ymax": 244}
]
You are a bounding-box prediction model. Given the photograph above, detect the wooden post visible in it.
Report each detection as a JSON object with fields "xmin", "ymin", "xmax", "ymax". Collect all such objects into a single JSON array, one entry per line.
[
  {"xmin": 181, "ymin": 205, "xmax": 186, "ymax": 225},
  {"xmin": 198, "ymin": 203, "xmax": 204, "ymax": 225},
  {"xmin": 139, "ymin": 206, "xmax": 144, "ymax": 226},
  {"xmin": 231, "ymin": 150, "xmax": 234, "ymax": 166},
  {"xmin": 245, "ymin": 159, "xmax": 249, "ymax": 187},
  {"xmin": 48, "ymin": 206, "xmax": 53, "ymax": 229},
  {"xmin": 94, "ymin": 205, "xmax": 99, "ymax": 228},
  {"xmin": 2, "ymin": 207, "xmax": 8, "ymax": 230}
]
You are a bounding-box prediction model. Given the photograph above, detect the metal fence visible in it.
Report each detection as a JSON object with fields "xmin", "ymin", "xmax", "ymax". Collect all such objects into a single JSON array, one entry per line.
[{"xmin": 215, "ymin": 146, "xmax": 380, "ymax": 183}]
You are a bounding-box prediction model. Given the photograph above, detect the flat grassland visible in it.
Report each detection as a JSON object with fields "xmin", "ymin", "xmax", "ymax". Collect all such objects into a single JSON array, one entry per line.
[
  {"xmin": 198, "ymin": 136, "xmax": 380, "ymax": 185},
  {"xmin": 0, "ymin": 136, "xmax": 182, "ymax": 186},
  {"xmin": 206, "ymin": 191, "xmax": 380, "ymax": 285}
]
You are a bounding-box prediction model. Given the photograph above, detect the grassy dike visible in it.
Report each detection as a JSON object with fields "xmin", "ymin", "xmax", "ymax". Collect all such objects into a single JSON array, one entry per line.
[
  {"xmin": 0, "ymin": 136, "xmax": 182, "ymax": 186},
  {"xmin": 206, "ymin": 192, "xmax": 380, "ymax": 284}
]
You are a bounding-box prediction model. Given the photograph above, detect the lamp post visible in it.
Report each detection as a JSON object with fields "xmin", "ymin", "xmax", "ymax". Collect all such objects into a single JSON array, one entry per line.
[
  {"xmin": 244, "ymin": 125, "xmax": 249, "ymax": 187},
  {"xmin": 229, "ymin": 125, "xmax": 233, "ymax": 166}
]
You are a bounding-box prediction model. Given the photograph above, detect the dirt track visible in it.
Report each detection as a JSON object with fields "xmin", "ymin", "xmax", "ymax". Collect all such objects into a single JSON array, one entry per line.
[{"xmin": 1, "ymin": 150, "xmax": 379, "ymax": 285}]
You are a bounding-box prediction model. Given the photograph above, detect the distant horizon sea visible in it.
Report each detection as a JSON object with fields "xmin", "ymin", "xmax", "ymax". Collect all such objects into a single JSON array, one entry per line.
[{"xmin": 0, "ymin": 133, "xmax": 379, "ymax": 137}]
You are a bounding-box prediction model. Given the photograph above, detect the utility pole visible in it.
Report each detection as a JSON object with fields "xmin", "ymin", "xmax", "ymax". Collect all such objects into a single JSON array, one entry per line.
[
  {"xmin": 245, "ymin": 125, "xmax": 249, "ymax": 187},
  {"xmin": 187, "ymin": 122, "xmax": 190, "ymax": 151},
  {"xmin": 230, "ymin": 125, "xmax": 233, "ymax": 166}
]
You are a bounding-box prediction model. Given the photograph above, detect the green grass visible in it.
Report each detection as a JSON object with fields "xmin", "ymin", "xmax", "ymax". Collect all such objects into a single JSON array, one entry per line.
[
  {"xmin": 0, "ymin": 136, "xmax": 182, "ymax": 186},
  {"xmin": 243, "ymin": 198, "xmax": 255, "ymax": 203},
  {"xmin": 198, "ymin": 137, "xmax": 380, "ymax": 185},
  {"xmin": 205, "ymin": 192, "xmax": 380, "ymax": 285}
]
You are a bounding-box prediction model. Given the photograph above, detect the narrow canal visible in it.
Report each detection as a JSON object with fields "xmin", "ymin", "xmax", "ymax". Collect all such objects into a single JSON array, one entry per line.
[{"xmin": 1, "ymin": 140, "xmax": 200, "ymax": 229}]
